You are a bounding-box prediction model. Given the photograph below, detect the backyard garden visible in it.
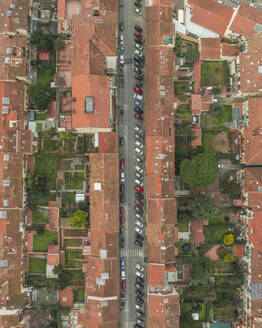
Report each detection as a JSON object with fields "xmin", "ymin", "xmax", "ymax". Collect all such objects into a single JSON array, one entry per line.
[{"xmin": 201, "ymin": 61, "xmax": 228, "ymax": 87}]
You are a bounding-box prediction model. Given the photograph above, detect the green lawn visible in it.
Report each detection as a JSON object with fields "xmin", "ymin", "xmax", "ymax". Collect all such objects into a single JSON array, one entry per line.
[
  {"xmin": 35, "ymin": 112, "xmax": 47, "ymax": 120},
  {"xmin": 204, "ymin": 223, "xmax": 231, "ymax": 243},
  {"xmin": 37, "ymin": 61, "xmax": 55, "ymax": 88},
  {"xmin": 32, "ymin": 211, "xmax": 49, "ymax": 224},
  {"xmin": 65, "ymin": 250, "xmax": 84, "ymax": 268},
  {"xmin": 213, "ymin": 307, "xmax": 236, "ymax": 322},
  {"xmin": 36, "ymin": 123, "xmax": 43, "ymax": 132},
  {"xmin": 209, "ymin": 216, "xmax": 225, "ymax": 225},
  {"xmin": 201, "ymin": 130, "xmax": 216, "ymax": 153},
  {"xmin": 211, "ymin": 260, "xmax": 234, "ymax": 274},
  {"xmin": 62, "ymin": 192, "xmax": 76, "ymax": 208},
  {"xmin": 201, "ymin": 61, "xmax": 227, "ymax": 86},
  {"xmin": 35, "ymin": 153, "xmax": 58, "ymax": 179},
  {"xmin": 43, "ymin": 137, "xmax": 62, "ymax": 152},
  {"xmin": 74, "ymin": 288, "xmax": 85, "ymax": 303},
  {"xmin": 33, "ymin": 231, "xmax": 58, "ymax": 252},
  {"xmin": 29, "ymin": 257, "xmax": 47, "ymax": 274},
  {"xmin": 64, "ymin": 229, "xmax": 87, "ymax": 237},
  {"xmin": 176, "ymin": 241, "xmax": 195, "ymax": 256},
  {"xmin": 64, "ymin": 239, "xmax": 83, "ymax": 247},
  {"xmin": 212, "ymin": 105, "xmax": 233, "ymax": 128},
  {"xmin": 64, "ymin": 173, "xmax": 84, "ymax": 190},
  {"xmin": 182, "ymin": 287, "xmax": 208, "ymax": 300},
  {"xmin": 177, "ymin": 222, "xmax": 189, "ymax": 232}
]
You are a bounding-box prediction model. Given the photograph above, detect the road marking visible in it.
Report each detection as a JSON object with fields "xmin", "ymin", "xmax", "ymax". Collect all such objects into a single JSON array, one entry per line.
[{"xmin": 121, "ymin": 249, "xmax": 144, "ymax": 257}]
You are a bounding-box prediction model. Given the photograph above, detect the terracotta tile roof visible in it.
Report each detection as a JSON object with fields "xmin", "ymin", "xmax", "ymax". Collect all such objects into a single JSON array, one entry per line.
[
  {"xmin": 148, "ymin": 263, "xmax": 166, "ymax": 287},
  {"xmin": 201, "ymin": 38, "xmax": 221, "ymax": 60},
  {"xmin": 188, "ymin": 0, "xmax": 233, "ymax": 36},
  {"xmin": 98, "ymin": 132, "xmax": 118, "ymax": 153},
  {"xmin": 89, "ymin": 153, "xmax": 119, "ymax": 233},
  {"xmin": 84, "ymin": 299, "xmax": 119, "ymax": 327},
  {"xmin": 240, "ymin": 33, "xmax": 262, "ymax": 93},
  {"xmin": 86, "ymin": 258, "xmax": 119, "ymax": 298},
  {"xmin": 89, "ymin": 231, "xmax": 119, "ymax": 259},
  {"xmin": 244, "ymin": 168, "xmax": 262, "ymax": 193},
  {"xmin": 57, "ymin": 0, "xmax": 66, "ymax": 20},
  {"xmin": 191, "ymin": 94, "xmax": 212, "ymax": 115},
  {"xmin": 38, "ymin": 49, "xmax": 50, "ymax": 61},
  {"xmin": 192, "ymin": 128, "xmax": 202, "ymax": 147},
  {"xmin": 190, "ymin": 220, "xmax": 204, "ymax": 245},
  {"xmin": 147, "ymin": 293, "xmax": 180, "ymax": 327},
  {"xmin": 251, "ymin": 248, "xmax": 262, "ymax": 320},
  {"xmin": 230, "ymin": 2, "xmax": 262, "ymax": 37},
  {"xmin": 249, "ymin": 211, "xmax": 262, "ymax": 250},
  {"xmin": 234, "ymin": 244, "xmax": 244, "ymax": 257},
  {"xmin": 0, "ymin": 0, "xmax": 29, "ymax": 33},
  {"xmin": 222, "ymin": 43, "xmax": 240, "ymax": 57},
  {"xmin": 230, "ymin": 14, "xmax": 256, "ymax": 37},
  {"xmin": 47, "ymin": 254, "xmax": 59, "ymax": 265},
  {"xmin": 48, "ymin": 101, "xmax": 57, "ymax": 119},
  {"xmin": 59, "ymin": 288, "xmax": 73, "ymax": 308},
  {"xmin": 243, "ymin": 98, "xmax": 262, "ymax": 164}
]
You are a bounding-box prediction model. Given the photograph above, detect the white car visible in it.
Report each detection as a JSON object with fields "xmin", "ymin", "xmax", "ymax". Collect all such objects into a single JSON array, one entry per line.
[
  {"xmin": 135, "ymin": 226, "xmax": 143, "ymax": 234},
  {"xmin": 136, "ymin": 221, "xmax": 143, "ymax": 228},
  {"xmin": 133, "ymin": 93, "xmax": 143, "ymax": 101},
  {"xmin": 136, "ymin": 157, "xmax": 142, "ymax": 164},
  {"xmin": 120, "ymin": 172, "xmax": 125, "ymax": 182},
  {"xmin": 134, "ymin": 49, "xmax": 143, "ymax": 57},
  {"xmin": 119, "ymin": 35, "xmax": 124, "ymax": 44},
  {"xmin": 218, "ymin": 164, "xmax": 224, "ymax": 168},
  {"xmin": 135, "ymin": 165, "xmax": 143, "ymax": 174},
  {"xmin": 135, "ymin": 126, "xmax": 142, "ymax": 134},
  {"xmin": 135, "ymin": 43, "xmax": 143, "ymax": 51},
  {"xmin": 120, "ymin": 55, "xmax": 124, "ymax": 64},
  {"xmin": 135, "ymin": 172, "xmax": 142, "ymax": 179},
  {"xmin": 121, "ymin": 270, "xmax": 126, "ymax": 279},
  {"xmin": 135, "ymin": 141, "xmax": 143, "ymax": 148},
  {"xmin": 136, "ymin": 264, "xmax": 144, "ymax": 272},
  {"xmin": 136, "ymin": 271, "xmax": 144, "ymax": 278},
  {"xmin": 135, "ymin": 148, "xmax": 143, "ymax": 156},
  {"xmin": 135, "ymin": 8, "xmax": 142, "ymax": 15},
  {"xmin": 135, "ymin": 179, "xmax": 143, "ymax": 187},
  {"xmin": 136, "ymin": 213, "xmax": 142, "ymax": 219}
]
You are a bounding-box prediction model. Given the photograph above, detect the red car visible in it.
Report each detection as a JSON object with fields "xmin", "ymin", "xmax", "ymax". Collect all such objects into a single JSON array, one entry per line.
[
  {"xmin": 120, "ymin": 160, "xmax": 125, "ymax": 171},
  {"xmin": 133, "ymin": 87, "xmax": 143, "ymax": 95},
  {"xmin": 135, "ymin": 113, "xmax": 143, "ymax": 120},
  {"xmin": 120, "ymin": 216, "xmax": 125, "ymax": 227},
  {"xmin": 135, "ymin": 185, "xmax": 144, "ymax": 193},
  {"xmin": 121, "ymin": 280, "xmax": 126, "ymax": 291},
  {"xmin": 134, "ymin": 31, "xmax": 142, "ymax": 39},
  {"xmin": 120, "ymin": 207, "xmax": 125, "ymax": 215},
  {"xmin": 136, "ymin": 199, "xmax": 143, "ymax": 207}
]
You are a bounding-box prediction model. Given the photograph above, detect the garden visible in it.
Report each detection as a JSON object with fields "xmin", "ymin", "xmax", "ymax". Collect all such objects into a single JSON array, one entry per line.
[
  {"xmin": 201, "ymin": 61, "xmax": 227, "ymax": 86},
  {"xmin": 174, "ymin": 81, "xmax": 192, "ymax": 102},
  {"xmin": 65, "ymin": 250, "xmax": 84, "ymax": 268},
  {"xmin": 73, "ymin": 288, "xmax": 85, "ymax": 303},
  {"xmin": 33, "ymin": 231, "xmax": 58, "ymax": 252},
  {"xmin": 201, "ymin": 105, "xmax": 233, "ymax": 129},
  {"xmin": 29, "ymin": 257, "xmax": 47, "ymax": 274}
]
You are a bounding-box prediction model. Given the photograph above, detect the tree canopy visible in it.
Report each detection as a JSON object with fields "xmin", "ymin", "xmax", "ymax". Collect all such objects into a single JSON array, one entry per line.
[
  {"xmin": 27, "ymin": 84, "xmax": 56, "ymax": 111},
  {"xmin": 190, "ymin": 262, "xmax": 210, "ymax": 287},
  {"xmin": 185, "ymin": 46, "xmax": 200, "ymax": 64},
  {"xmin": 180, "ymin": 153, "xmax": 218, "ymax": 189},
  {"xmin": 188, "ymin": 194, "xmax": 218, "ymax": 221},
  {"xmin": 70, "ymin": 210, "xmax": 88, "ymax": 228}
]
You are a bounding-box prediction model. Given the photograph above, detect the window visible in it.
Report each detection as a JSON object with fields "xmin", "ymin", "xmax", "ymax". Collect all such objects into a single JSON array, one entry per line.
[
  {"xmin": 0, "ymin": 211, "xmax": 7, "ymax": 218},
  {"xmin": 2, "ymin": 97, "xmax": 10, "ymax": 104},
  {"xmin": 4, "ymin": 154, "xmax": 9, "ymax": 161},
  {"xmin": 3, "ymin": 200, "xmax": 9, "ymax": 207}
]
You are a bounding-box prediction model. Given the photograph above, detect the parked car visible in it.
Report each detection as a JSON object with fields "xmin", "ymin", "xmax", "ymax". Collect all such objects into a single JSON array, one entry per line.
[
  {"xmin": 136, "ymin": 157, "xmax": 142, "ymax": 164},
  {"xmin": 119, "ymin": 35, "xmax": 124, "ymax": 44},
  {"xmin": 120, "ymin": 160, "xmax": 125, "ymax": 171},
  {"xmin": 135, "ymin": 172, "xmax": 142, "ymax": 179},
  {"xmin": 137, "ymin": 318, "xmax": 144, "ymax": 325},
  {"xmin": 136, "ymin": 296, "xmax": 144, "ymax": 305},
  {"xmin": 120, "ymin": 192, "xmax": 125, "ymax": 203},
  {"xmin": 135, "ymin": 141, "xmax": 143, "ymax": 148},
  {"xmin": 135, "ymin": 213, "xmax": 142, "ymax": 220},
  {"xmin": 119, "ymin": 22, "xmax": 124, "ymax": 31},
  {"xmin": 120, "ymin": 207, "xmax": 125, "ymax": 215},
  {"xmin": 134, "ymin": 0, "xmax": 142, "ymax": 7},
  {"xmin": 136, "ymin": 191, "xmax": 144, "ymax": 200},
  {"xmin": 134, "ymin": 87, "xmax": 143, "ymax": 94},
  {"xmin": 120, "ymin": 172, "xmax": 125, "ymax": 182},
  {"xmin": 135, "ymin": 113, "xmax": 143, "ymax": 120},
  {"xmin": 136, "ymin": 221, "xmax": 143, "ymax": 228},
  {"xmin": 120, "ymin": 184, "xmax": 125, "ymax": 192},
  {"xmin": 135, "ymin": 239, "xmax": 143, "ymax": 247},
  {"xmin": 120, "ymin": 55, "xmax": 124, "ymax": 65},
  {"xmin": 136, "ymin": 199, "xmax": 143, "ymax": 207},
  {"xmin": 134, "ymin": 31, "xmax": 143, "ymax": 39},
  {"xmin": 135, "ymin": 205, "xmax": 143, "ymax": 214},
  {"xmin": 135, "ymin": 179, "xmax": 143, "ymax": 187},
  {"xmin": 135, "ymin": 165, "xmax": 143, "ymax": 173},
  {"xmin": 135, "ymin": 74, "xmax": 144, "ymax": 81},
  {"xmin": 135, "ymin": 25, "xmax": 143, "ymax": 33},
  {"xmin": 134, "ymin": 67, "xmax": 143, "ymax": 74},
  {"xmin": 121, "ymin": 270, "xmax": 126, "ymax": 279},
  {"xmin": 134, "ymin": 133, "xmax": 143, "ymax": 141},
  {"xmin": 121, "ymin": 280, "xmax": 126, "ymax": 291},
  {"xmin": 136, "ymin": 281, "xmax": 144, "ymax": 288},
  {"xmin": 135, "ymin": 8, "xmax": 142, "ymax": 14},
  {"xmin": 135, "ymin": 37, "xmax": 143, "ymax": 45},
  {"xmin": 136, "ymin": 289, "xmax": 144, "ymax": 297},
  {"xmin": 135, "ymin": 185, "xmax": 144, "ymax": 193},
  {"xmin": 136, "ymin": 263, "xmax": 144, "ymax": 271},
  {"xmin": 120, "ymin": 216, "xmax": 125, "ymax": 227},
  {"xmin": 136, "ymin": 81, "xmax": 143, "ymax": 88},
  {"xmin": 120, "ymin": 137, "xmax": 125, "ymax": 147},
  {"xmin": 136, "ymin": 233, "xmax": 144, "ymax": 242},
  {"xmin": 135, "ymin": 147, "xmax": 143, "ymax": 156},
  {"xmin": 135, "ymin": 43, "xmax": 143, "ymax": 51},
  {"xmin": 120, "ymin": 258, "xmax": 125, "ymax": 268},
  {"xmin": 134, "ymin": 100, "xmax": 142, "ymax": 108},
  {"xmin": 136, "ymin": 271, "xmax": 144, "ymax": 278},
  {"xmin": 134, "ymin": 108, "xmax": 144, "ymax": 115},
  {"xmin": 135, "ymin": 226, "xmax": 143, "ymax": 234}
]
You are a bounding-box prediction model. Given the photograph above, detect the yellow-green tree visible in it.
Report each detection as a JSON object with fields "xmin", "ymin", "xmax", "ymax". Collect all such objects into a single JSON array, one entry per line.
[
  {"xmin": 224, "ymin": 254, "xmax": 235, "ymax": 262},
  {"xmin": 223, "ymin": 233, "xmax": 234, "ymax": 245},
  {"xmin": 70, "ymin": 210, "xmax": 88, "ymax": 228}
]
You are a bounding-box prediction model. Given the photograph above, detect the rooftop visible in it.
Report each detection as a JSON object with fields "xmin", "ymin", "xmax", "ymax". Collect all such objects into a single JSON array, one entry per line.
[
  {"xmin": 190, "ymin": 220, "xmax": 204, "ymax": 246},
  {"xmin": 200, "ymin": 38, "xmax": 221, "ymax": 60}
]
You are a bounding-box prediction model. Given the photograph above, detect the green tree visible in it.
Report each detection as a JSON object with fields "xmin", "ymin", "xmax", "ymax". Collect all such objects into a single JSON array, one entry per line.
[
  {"xmin": 180, "ymin": 153, "xmax": 218, "ymax": 189},
  {"xmin": 185, "ymin": 46, "xmax": 200, "ymax": 64},
  {"xmin": 188, "ymin": 194, "xmax": 218, "ymax": 221},
  {"xmin": 70, "ymin": 210, "xmax": 88, "ymax": 228},
  {"xmin": 27, "ymin": 84, "xmax": 55, "ymax": 111},
  {"xmin": 53, "ymin": 38, "xmax": 65, "ymax": 51},
  {"xmin": 190, "ymin": 263, "xmax": 210, "ymax": 286},
  {"xmin": 53, "ymin": 264, "xmax": 64, "ymax": 275},
  {"xmin": 212, "ymin": 86, "xmax": 222, "ymax": 95},
  {"xmin": 31, "ymin": 29, "xmax": 54, "ymax": 51}
]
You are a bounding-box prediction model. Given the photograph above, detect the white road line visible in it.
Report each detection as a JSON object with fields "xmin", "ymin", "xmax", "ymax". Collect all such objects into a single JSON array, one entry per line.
[{"xmin": 121, "ymin": 249, "xmax": 144, "ymax": 257}]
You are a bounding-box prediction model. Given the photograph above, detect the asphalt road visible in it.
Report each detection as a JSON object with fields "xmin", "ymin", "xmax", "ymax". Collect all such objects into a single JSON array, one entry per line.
[{"xmin": 117, "ymin": 1, "xmax": 146, "ymax": 327}]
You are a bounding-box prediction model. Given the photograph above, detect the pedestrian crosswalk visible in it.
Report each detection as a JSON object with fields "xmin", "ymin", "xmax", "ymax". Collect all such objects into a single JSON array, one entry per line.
[{"xmin": 121, "ymin": 249, "xmax": 144, "ymax": 258}]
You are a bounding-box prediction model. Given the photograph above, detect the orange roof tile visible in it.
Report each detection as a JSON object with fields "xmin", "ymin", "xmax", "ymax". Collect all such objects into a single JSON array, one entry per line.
[
  {"xmin": 47, "ymin": 254, "xmax": 59, "ymax": 265},
  {"xmin": 192, "ymin": 128, "xmax": 202, "ymax": 147},
  {"xmin": 188, "ymin": 0, "xmax": 233, "ymax": 36},
  {"xmin": 190, "ymin": 220, "xmax": 204, "ymax": 245},
  {"xmin": 38, "ymin": 49, "xmax": 50, "ymax": 61},
  {"xmin": 148, "ymin": 263, "xmax": 166, "ymax": 286},
  {"xmin": 222, "ymin": 43, "xmax": 240, "ymax": 57},
  {"xmin": 48, "ymin": 101, "xmax": 57, "ymax": 119},
  {"xmin": 59, "ymin": 288, "xmax": 73, "ymax": 308},
  {"xmin": 249, "ymin": 211, "xmax": 262, "ymax": 250},
  {"xmin": 98, "ymin": 132, "xmax": 118, "ymax": 153},
  {"xmin": 230, "ymin": 14, "xmax": 256, "ymax": 37},
  {"xmin": 201, "ymin": 38, "xmax": 221, "ymax": 60},
  {"xmin": 234, "ymin": 244, "xmax": 244, "ymax": 257}
]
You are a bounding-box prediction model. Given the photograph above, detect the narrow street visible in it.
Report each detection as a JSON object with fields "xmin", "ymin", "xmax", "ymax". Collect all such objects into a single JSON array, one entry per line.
[{"xmin": 117, "ymin": 1, "xmax": 146, "ymax": 327}]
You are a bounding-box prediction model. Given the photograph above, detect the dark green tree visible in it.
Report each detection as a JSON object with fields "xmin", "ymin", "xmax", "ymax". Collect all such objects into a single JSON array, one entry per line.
[
  {"xmin": 185, "ymin": 46, "xmax": 200, "ymax": 64},
  {"xmin": 53, "ymin": 264, "xmax": 64, "ymax": 275},
  {"xmin": 180, "ymin": 153, "xmax": 218, "ymax": 189},
  {"xmin": 190, "ymin": 262, "xmax": 210, "ymax": 286},
  {"xmin": 70, "ymin": 210, "xmax": 88, "ymax": 228},
  {"xmin": 27, "ymin": 84, "xmax": 55, "ymax": 111},
  {"xmin": 188, "ymin": 194, "xmax": 218, "ymax": 221},
  {"xmin": 212, "ymin": 86, "xmax": 222, "ymax": 95}
]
